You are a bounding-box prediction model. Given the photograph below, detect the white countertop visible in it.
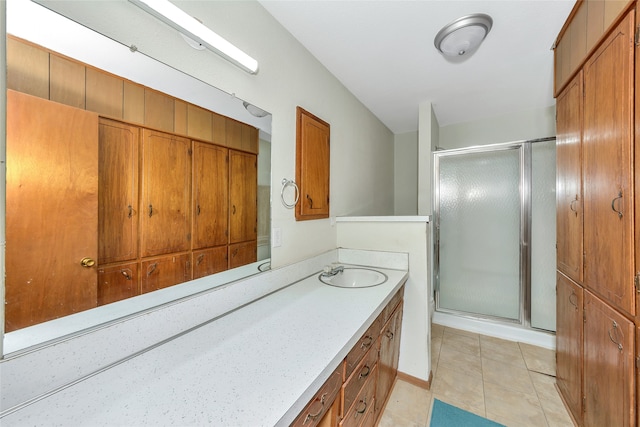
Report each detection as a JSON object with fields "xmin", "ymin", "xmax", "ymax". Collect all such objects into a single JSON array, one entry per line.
[{"xmin": 1, "ymin": 266, "xmax": 407, "ymax": 426}]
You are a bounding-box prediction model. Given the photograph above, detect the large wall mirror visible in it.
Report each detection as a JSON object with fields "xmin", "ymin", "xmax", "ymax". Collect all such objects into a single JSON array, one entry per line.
[{"xmin": 3, "ymin": 0, "xmax": 272, "ymax": 355}]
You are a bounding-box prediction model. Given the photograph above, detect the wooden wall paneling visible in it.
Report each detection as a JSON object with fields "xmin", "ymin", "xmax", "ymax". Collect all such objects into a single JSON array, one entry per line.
[
  {"xmin": 98, "ymin": 118, "xmax": 140, "ymax": 265},
  {"xmin": 86, "ymin": 68, "xmax": 124, "ymax": 118},
  {"xmin": 193, "ymin": 246, "xmax": 228, "ymax": 279},
  {"xmin": 144, "ymin": 89, "xmax": 175, "ymax": 132},
  {"xmin": 226, "ymin": 118, "xmax": 243, "ymax": 150},
  {"xmin": 241, "ymin": 124, "xmax": 259, "ymax": 153},
  {"xmin": 569, "ymin": 4, "xmax": 588, "ymax": 74},
  {"xmin": 212, "ymin": 113, "xmax": 227, "ymax": 146},
  {"xmin": 174, "ymin": 99, "xmax": 188, "ymax": 136},
  {"xmin": 97, "ymin": 262, "xmax": 140, "ymax": 306},
  {"xmin": 5, "ymin": 90, "xmax": 99, "ymax": 332},
  {"xmin": 6, "ymin": 37, "xmax": 50, "ymax": 99},
  {"xmin": 187, "ymin": 104, "xmax": 213, "ymax": 141},
  {"xmin": 123, "ymin": 81, "xmax": 145, "ymax": 125},
  {"xmin": 140, "ymin": 254, "xmax": 191, "ymax": 294},
  {"xmin": 586, "ymin": 0, "xmax": 605, "ymax": 51},
  {"xmin": 49, "ymin": 54, "xmax": 86, "ymax": 109}
]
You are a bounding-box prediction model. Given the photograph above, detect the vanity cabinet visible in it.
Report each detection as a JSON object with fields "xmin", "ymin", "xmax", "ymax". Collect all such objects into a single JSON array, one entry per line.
[
  {"xmin": 141, "ymin": 254, "xmax": 191, "ymax": 294},
  {"xmin": 97, "ymin": 262, "xmax": 139, "ymax": 306},
  {"xmin": 193, "ymin": 247, "xmax": 228, "ymax": 280},
  {"xmin": 554, "ymin": 4, "xmax": 638, "ymax": 425},
  {"xmin": 293, "ymin": 286, "xmax": 404, "ymax": 427}
]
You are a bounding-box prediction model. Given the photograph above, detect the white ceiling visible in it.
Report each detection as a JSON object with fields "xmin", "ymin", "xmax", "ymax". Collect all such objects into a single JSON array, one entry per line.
[{"xmin": 259, "ymin": 0, "xmax": 575, "ymax": 133}]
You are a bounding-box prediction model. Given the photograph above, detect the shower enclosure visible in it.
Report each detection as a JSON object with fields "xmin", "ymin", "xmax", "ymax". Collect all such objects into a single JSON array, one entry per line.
[{"xmin": 434, "ymin": 138, "xmax": 556, "ymax": 332}]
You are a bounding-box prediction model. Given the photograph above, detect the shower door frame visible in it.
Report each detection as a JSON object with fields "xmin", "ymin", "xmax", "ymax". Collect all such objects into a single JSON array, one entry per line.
[{"xmin": 433, "ymin": 137, "xmax": 555, "ymax": 329}]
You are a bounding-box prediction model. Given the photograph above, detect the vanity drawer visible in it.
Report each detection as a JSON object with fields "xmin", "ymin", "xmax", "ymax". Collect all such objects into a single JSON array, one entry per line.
[
  {"xmin": 345, "ymin": 316, "xmax": 382, "ymax": 379},
  {"xmin": 342, "ymin": 345, "xmax": 378, "ymax": 415},
  {"xmin": 292, "ymin": 364, "xmax": 343, "ymax": 427},
  {"xmin": 339, "ymin": 365, "xmax": 377, "ymax": 427}
]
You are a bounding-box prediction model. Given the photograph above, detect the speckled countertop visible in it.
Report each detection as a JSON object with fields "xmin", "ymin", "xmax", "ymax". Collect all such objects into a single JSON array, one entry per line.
[{"xmin": 1, "ymin": 267, "xmax": 407, "ymax": 426}]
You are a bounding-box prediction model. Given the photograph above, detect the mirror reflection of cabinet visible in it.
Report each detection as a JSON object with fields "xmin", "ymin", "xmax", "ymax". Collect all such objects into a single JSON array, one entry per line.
[{"xmin": 295, "ymin": 107, "xmax": 330, "ymax": 221}]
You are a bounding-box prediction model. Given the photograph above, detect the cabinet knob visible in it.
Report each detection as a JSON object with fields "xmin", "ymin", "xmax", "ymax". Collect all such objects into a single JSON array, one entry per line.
[{"xmin": 80, "ymin": 257, "xmax": 95, "ymax": 268}]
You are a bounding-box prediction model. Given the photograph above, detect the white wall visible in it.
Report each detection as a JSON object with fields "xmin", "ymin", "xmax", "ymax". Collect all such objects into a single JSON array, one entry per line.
[
  {"xmin": 393, "ymin": 131, "xmax": 418, "ymax": 215},
  {"xmin": 438, "ymin": 105, "xmax": 556, "ymax": 149}
]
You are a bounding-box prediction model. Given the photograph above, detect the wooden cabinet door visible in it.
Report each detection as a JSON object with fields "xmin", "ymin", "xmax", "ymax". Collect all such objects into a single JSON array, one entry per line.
[
  {"xmin": 556, "ymin": 72, "xmax": 583, "ymax": 284},
  {"xmin": 140, "ymin": 129, "xmax": 192, "ymax": 257},
  {"xmin": 556, "ymin": 272, "xmax": 583, "ymax": 422},
  {"xmin": 583, "ymin": 11, "xmax": 635, "ymax": 317},
  {"xmin": 296, "ymin": 107, "xmax": 330, "ymax": 220},
  {"xmin": 583, "ymin": 290, "xmax": 634, "ymax": 427},
  {"xmin": 5, "ymin": 90, "xmax": 99, "ymax": 332},
  {"xmin": 193, "ymin": 246, "xmax": 228, "ymax": 279},
  {"xmin": 97, "ymin": 262, "xmax": 139, "ymax": 306},
  {"xmin": 229, "ymin": 150, "xmax": 257, "ymax": 244},
  {"xmin": 228, "ymin": 241, "xmax": 257, "ymax": 269},
  {"xmin": 99, "ymin": 119, "xmax": 139, "ymax": 264},
  {"xmin": 375, "ymin": 306, "xmax": 402, "ymax": 417},
  {"xmin": 141, "ymin": 254, "xmax": 191, "ymax": 294},
  {"xmin": 193, "ymin": 142, "xmax": 229, "ymax": 249}
]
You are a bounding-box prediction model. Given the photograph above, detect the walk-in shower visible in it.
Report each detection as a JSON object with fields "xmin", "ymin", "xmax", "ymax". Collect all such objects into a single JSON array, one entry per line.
[{"xmin": 434, "ymin": 138, "xmax": 556, "ymax": 333}]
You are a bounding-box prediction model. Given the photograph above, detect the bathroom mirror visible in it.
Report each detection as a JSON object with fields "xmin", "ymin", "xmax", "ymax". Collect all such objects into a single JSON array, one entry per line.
[{"xmin": 3, "ymin": 0, "xmax": 272, "ymax": 355}]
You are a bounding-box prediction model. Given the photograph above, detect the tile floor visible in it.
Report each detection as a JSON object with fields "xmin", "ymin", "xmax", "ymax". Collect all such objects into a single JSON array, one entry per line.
[{"xmin": 379, "ymin": 323, "xmax": 575, "ymax": 427}]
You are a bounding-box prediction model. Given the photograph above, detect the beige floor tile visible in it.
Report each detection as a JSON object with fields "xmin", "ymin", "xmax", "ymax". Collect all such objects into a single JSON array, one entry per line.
[
  {"xmin": 444, "ymin": 326, "xmax": 480, "ymax": 339},
  {"xmin": 529, "ymin": 372, "xmax": 575, "ymax": 427},
  {"xmin": 442, "ymin": 329, "xmax": 481, "ymax": 357},
  {"xmin": 484, "ymin": 381, "xmax": 548, "ymax": 427},
  {"xmin": 431, "ymin": 323, "xmax": 445, "ymax": 338},
  {"xmin": 480, "ymin": 335, "xmax": 527, "ymax": 369},
  {"xmin": 519, "ymin": 342, "xmax": 556, "ymax": 376},
  {"xmin": 482, "ymin": 357, "xmax": 536, "ymax": 395},
  {"xmin": 431, "ymin": 365, "xmax": 486, "ymax": 416},
  {"xmin": 377, "ymin": 409, "xmax": 424, "ymax": 427},
  {"xmin": 382, "ymin": 379, "xmax": 431, "ymax": 426},
  {"xmin": 431, "ymin": 334, "xmax": 442, "ymax": 374},
  {"xmin": 437, "ymin": 345, "xmax": 483, "ymax": 378}
]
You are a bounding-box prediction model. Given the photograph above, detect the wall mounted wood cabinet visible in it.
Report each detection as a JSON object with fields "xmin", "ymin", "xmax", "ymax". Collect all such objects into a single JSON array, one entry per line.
[
  {"xmin": 296, "ymin": 107, "xmax": 330, "ymax": 221},
  {"xmin": 554, "ymin": 4, "xmax": 638, "ymax": 426}
]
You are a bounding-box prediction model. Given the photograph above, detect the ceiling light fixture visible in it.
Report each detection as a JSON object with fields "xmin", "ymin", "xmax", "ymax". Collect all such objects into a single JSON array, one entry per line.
[
  {"xmin": 434, "ymin": 13, "xmax": 493, "ymax": 57},
  {"xmin": 128, "ymin": 0, "xmax": 259, "ymax": 74},
  {"xmin": 243, "ymin": 101, "xmax": 270, "ymax": 118}
]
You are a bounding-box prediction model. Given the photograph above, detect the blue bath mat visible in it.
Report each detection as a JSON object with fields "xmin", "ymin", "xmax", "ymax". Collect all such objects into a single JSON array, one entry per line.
[{"xmin": 430, "ymin": 399, "xmax": 505, "ymax": 427}]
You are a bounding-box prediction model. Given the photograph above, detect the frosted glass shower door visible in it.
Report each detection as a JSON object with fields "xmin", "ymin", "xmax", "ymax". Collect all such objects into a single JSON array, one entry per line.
[{"xmin": 437, "ymin": 147, "xmax": 522, "ymax": 321}]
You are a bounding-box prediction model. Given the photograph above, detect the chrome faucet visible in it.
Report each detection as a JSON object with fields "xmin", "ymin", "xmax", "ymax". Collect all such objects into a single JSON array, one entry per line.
[{"xmin": 321, "ymin": 265, "xmax": 344, "ymax": 277}]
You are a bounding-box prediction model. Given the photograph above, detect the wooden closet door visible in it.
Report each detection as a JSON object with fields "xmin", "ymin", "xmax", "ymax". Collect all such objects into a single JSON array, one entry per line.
[
  {"xmin": 583, "ymin": 290, "xmax": 634, "ymax": 427},
  {"xmin": 5, "ymin": 90, "xmax": 99, "ymax": 332},
  {"xmin": 556, "ymin": 72, "xmax": 583, "ymax": 284},
  {"xmin": 229, "ymin": 150, "xmax": 257, "ymax": 244},
  {"xmin": 140, "ymin": 129, "xmax": 192, "ymax": 257},
  {"xmin": 583, "ymin": 11, "xmax": 635, "ymax": 317},
  {"xmin": 556, "ymin": 272, "xmax": 583, "ymax": 422},
  {"xmin": 99, "ymin": 119, "xmax": 139, "ymax": 264},
  {"xmin": 193, "ymin": 142, "xmax": 228, "ymax": 249}
]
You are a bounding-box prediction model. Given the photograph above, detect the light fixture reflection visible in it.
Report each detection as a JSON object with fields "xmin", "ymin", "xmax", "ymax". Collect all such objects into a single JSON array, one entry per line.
[{"xmin": 129, "ymin": 0, "xmax": 259, "ymax": 74}]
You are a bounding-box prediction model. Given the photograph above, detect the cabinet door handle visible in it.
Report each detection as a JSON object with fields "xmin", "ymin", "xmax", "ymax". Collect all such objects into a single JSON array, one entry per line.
[
  {"xmin": 386, "ymin": 330, "xmax": 394, "ymax": 340},
  {"xmin": 121, "ymin": 268, "xmax": 132, "ymax": 280},
  {"xmin": 568, "ymin": 291, "xmax": 578, "ymax": 310},
  {"xmin": 196, "ymin": 254, "xmax": 205, "ymax": 266},
  {"xmin": 148, "ymin": 204, "xmax": 154, "ymax": 217},
  {"xmin": 127, "ymin": 205, "xmax": 133, "ymax": 218},
  {"xmin": 608, "ymin": 320, "xmax": 623, "ymax": 352},
  {"xmin": 569, "ymin": 195, "xmax": 578, "ymax": 216},
  {"xmin": 146, "ymin": 263, "xmax": 158, "ymax": 277},
  {"xmin": 232, "ymin": 205, "xmax": 236, "ymax": 215},
  {"xmin": 611, "ymin": 191, "xmax": 623, "ymax": 218},
  {"xmin": 196, "ymin": 205, "xmax": 201, "ymax": 216},
  {"xmin": 303, "ymin": 392, "xmax": 327, "ymax": 424},
  {"xmin": 307, "ymin": 194, "xmax": 313, "ymax": 208}
]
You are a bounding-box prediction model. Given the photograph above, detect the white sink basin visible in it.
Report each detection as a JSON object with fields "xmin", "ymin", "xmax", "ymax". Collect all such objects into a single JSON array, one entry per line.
[{"xmin": 319, "ymin": 268, "xmax": 388, "ymax": 288}]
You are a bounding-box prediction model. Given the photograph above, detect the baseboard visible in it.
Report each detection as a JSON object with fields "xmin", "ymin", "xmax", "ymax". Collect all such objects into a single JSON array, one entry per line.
[{"xmin": 397, "ymin": 370, "xmax": 432, "ymax": 390}]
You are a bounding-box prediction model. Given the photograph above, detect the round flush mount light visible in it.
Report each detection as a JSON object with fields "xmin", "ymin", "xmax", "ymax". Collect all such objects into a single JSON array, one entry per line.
[
  {"xmin": 434, "ymin": 13, "xmax": 493, "ymax": 57},
  {"xmin": 243, "ymin": 101, "xmax": 270, "ymax": 118}
]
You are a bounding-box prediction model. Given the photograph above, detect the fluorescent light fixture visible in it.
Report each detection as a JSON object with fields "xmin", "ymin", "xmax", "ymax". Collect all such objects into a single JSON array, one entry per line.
[{"xmin": 129, "ymin": 0, "xmax": 259, "ymax": 74}]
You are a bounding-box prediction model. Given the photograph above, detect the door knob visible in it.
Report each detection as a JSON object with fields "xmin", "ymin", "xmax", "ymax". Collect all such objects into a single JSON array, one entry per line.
[{"xmin": 80, "ymin": 257, "xmax": 95, "ymax": 268}]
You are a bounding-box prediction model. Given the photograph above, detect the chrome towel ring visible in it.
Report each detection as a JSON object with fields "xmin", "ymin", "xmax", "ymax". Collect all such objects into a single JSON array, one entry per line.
[{"xmin": 281, "ymin": 178, "xmax": 299, "ymax": 209}]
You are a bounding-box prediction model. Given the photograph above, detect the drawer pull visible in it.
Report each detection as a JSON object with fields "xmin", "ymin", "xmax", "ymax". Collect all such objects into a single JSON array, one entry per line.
[
  {"xmin": 303, "ymin": 392, "xmax": 327, "ymax": 424},
  {"xmin": 386, "ymin": 331, "xmax": 394, "ymax": 340},
  {"xmin": 611, "ymin": 190, "xmax": 623, "ymax": 218},
  {"xmin": 608, "ymin": 321, "xmax": 623, "ymax": 352},
  {"xmin": 360, "ymin": 335, "xmax": 374, "ymax": 349},
  {"xmin": 358, "ymin": 365, "xmax": 371, "ymax": 380},
  {"xmin": 354, "ymin": 397, "xmax": 367, "ymax": 418}
]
